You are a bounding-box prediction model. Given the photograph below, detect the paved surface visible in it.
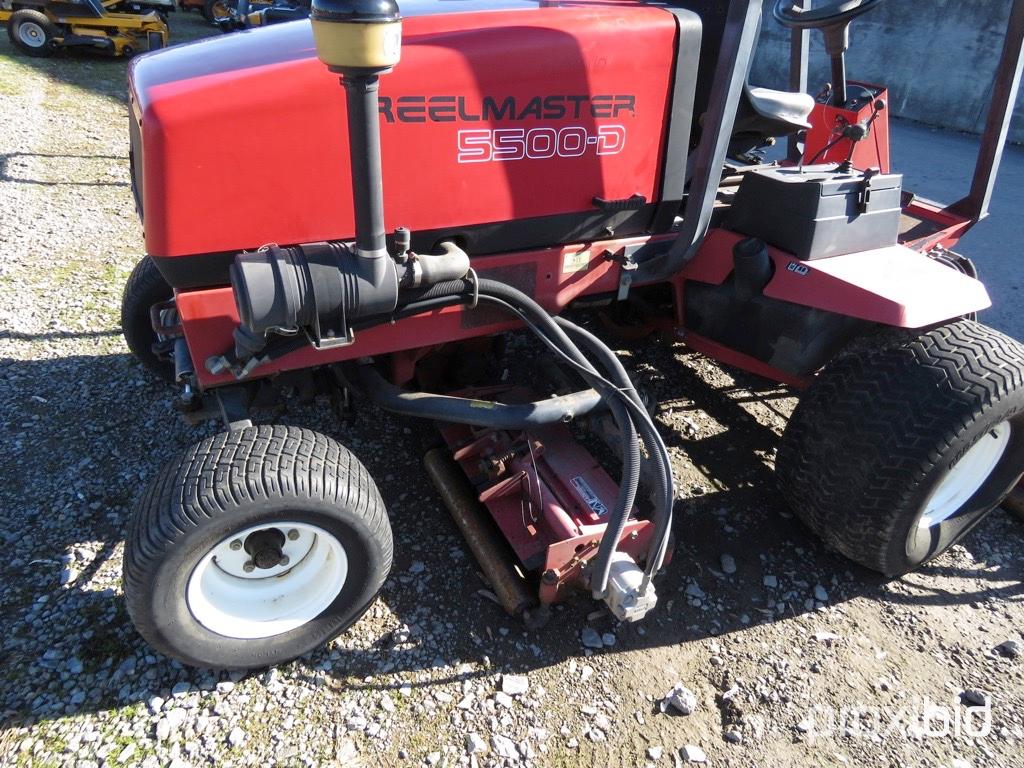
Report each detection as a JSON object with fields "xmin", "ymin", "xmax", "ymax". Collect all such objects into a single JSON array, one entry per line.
[{"xmin": 889, "ymin": 119, "xmax": 1024, "ymax": 339}]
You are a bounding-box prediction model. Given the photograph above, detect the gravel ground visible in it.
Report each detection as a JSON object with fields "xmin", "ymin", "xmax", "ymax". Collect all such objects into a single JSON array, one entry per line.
[{"xmin": 2, "ymin": 15, "xmax": 1024, "ymax": 768}]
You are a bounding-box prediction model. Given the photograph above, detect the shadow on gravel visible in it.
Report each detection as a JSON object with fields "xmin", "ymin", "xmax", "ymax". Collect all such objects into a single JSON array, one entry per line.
[
  {"xmin": 0, "ymin": 328, "xmax": 120, "ymax": 341},
  {"xmin": 0, "ymin": 153, "xmax": 130, "ymax": 188},
  {"xmin": 2, "ymin": 341, "xmax": 1022, "ymax": 729}
]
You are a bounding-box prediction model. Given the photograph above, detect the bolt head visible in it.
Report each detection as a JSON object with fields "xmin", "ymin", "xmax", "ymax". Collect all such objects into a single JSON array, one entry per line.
[
  {"xmin": 229, "ymin": 539, "xmax": 242, "ymax": 551},
  {"xmin": 279, "ymin": 556, "xmax": 290, "ymax": 567},
  {"xmin": 243, "ymin": 561, "xmax": 255, "ymax": 573},
  {"xmin": 287, "ymin": 529, "xmax": 300, "ymax": 541}
]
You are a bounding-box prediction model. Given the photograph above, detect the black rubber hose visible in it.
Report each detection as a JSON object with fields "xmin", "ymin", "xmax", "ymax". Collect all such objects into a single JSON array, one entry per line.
[
  {"xmin": 356, "ymin": 365, "xmax": 605, "ymax": 428},
  {"xmin": 555, "ymin": 319, "xmax": 675, "ymax": 578},
  {"xmin": 469, "ymin": 291, "xmax": 644, "ymax": 599},
  {"xmin": 371, "ymin": 276, "xmax": 647, "ymax": 598},
  {"xmin": 396, "ymin": 278, "xmax": 472, "ymax": 304}
]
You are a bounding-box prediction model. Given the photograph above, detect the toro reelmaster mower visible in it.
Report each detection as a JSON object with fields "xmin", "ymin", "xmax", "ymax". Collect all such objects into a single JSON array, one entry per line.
[{"xmin": 120, "ymin": 0, "xmax": 1024, "ymax": 669}]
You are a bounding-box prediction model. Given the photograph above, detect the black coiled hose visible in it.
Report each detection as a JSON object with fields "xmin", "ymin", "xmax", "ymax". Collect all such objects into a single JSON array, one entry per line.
[{"xmin": 378, "ymin": 277, "xmax": 671, "ymax": 598}]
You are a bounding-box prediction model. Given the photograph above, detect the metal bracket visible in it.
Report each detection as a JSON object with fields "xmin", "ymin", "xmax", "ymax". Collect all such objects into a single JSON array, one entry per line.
[
  {"xmin": 215, "ymin": 387, "xmax": 253, "ymax": 432},
  {"xmin": 857, "ymin": 167, "xmax": 879, "ymax": 214},
  {"xmin": 607, "ymin": 244, "xmax": 643, "ymax": 301}
]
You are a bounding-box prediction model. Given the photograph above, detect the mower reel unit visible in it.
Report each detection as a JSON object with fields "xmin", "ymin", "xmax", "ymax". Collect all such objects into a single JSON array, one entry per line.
[
  {"xmin": 1, "ymin": 0, "xmax": 168, "ymax": 57},
  {"xmin": 119, "ymin": 0, "xmax": 1024, "ymax": 669}
]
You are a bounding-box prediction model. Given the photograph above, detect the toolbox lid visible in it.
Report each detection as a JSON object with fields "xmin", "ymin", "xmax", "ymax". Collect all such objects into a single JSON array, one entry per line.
[{"xmin": 760, "ymin": 166, "xmax": 902, "ymax": 196}]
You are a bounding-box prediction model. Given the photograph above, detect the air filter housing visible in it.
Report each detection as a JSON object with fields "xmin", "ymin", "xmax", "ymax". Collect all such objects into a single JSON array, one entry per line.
[{"xmin": 310, "ymin": 0, "xmax": 402, "ymax": 72}]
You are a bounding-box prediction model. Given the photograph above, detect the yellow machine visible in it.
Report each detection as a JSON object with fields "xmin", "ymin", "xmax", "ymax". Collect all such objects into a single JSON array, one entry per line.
[{"xmin": 1, "ymin": 0, "xmax": 168, "ymax": 57}]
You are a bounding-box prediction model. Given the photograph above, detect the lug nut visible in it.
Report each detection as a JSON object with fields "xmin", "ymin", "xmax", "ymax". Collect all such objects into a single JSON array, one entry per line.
[
  {"xmin": 279, "ymin": 556, "xmax": 290, "ymax": 567},
  {"xmin": 287, "ymin": 529, "xmax": 300, "ymax": 541},
  {"xmin": 229, "ymin": 539, "xmax": 242, "ymax": 550},
  {"xmin": 243, "ymin": 561, "xmax": 255, "ymax": 573}
]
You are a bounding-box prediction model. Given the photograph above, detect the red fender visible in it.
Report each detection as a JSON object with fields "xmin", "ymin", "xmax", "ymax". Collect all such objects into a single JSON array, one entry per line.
[{"xmin": 681, "ymin": 229, "xmax": 990, "ymax": 328}]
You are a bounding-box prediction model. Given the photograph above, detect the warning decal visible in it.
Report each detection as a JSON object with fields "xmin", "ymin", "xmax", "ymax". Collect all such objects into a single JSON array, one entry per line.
[{"xmin": 570, "ymin": 475, "xmax": 609, "ymax": 518}]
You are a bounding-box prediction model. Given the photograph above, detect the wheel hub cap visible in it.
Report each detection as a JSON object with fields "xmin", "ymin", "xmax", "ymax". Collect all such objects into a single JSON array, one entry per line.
[
  {"xmin": 19, "ymin": 22, "xmax": 45, "ymax": 47},
  {"xmin": 244, "ymin": 528, "xmax": 287, "ymax": 570},
  {"xmin": 186, "ymin": 522, "xmax": 348, "ymax": 639},
  {"xmin": 918, "ymin": 422, "xmax": 1011, "ymax": 529}
]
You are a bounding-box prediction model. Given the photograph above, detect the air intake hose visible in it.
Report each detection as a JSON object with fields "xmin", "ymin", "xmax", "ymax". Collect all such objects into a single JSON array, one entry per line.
[
  {"xmin": 229, "ymin": 241, "xmax": 399, "ymax": 353},
  {"xmin": 227, "ymin": 240, "xmax": 472, "ymax": 361}
]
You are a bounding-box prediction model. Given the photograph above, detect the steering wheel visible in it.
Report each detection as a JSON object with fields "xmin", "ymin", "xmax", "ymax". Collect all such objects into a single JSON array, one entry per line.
[{"xmin": 772, "ymin": 0, "xmax": 884, "ymax": 30}]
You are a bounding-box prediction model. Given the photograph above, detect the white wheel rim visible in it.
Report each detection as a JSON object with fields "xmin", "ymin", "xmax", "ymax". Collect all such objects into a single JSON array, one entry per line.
[
  {"xmin": 18, "ymin": 22, "xmax": 46, "ymax": 48},
  {"xmin": 918, "ymin": 422, "xmax": 1011, "ymax": 529},
  {"xmin": 187, "ymin": 522, "xmax": 348, "ymax": 640}
]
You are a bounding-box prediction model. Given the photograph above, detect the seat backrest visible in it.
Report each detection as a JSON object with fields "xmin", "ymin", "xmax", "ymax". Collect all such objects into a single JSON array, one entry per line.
[
  {"xmin": 45, "ymin": 0, "xmax": 104, "ymax": 17},
  {"xmin": 670, "ymin": 0, "xmax": 761, "ymax": 146}
]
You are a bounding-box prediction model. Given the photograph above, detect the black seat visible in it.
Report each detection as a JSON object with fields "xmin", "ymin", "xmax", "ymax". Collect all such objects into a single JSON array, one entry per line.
[{"xmin": 46, "ymin": 0, "xmax": 104, "ymax": 17}]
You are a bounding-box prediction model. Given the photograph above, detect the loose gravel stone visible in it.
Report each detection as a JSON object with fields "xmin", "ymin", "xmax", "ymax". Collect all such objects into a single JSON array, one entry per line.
[
  {"xmin": 501, "ymin": 674, "xmax": 529, "ymax": 695},
  {"xmin": 960, "ymin": 690, "xmax": 990, "ymax": 707},
  {"xmin": 581, "ymin": 627, "xmax": 604, "ymax": 649},
  {"xmin": 490, "ymin": 735, "xmax": 517, "ymax": 759},
  {"xmin": 681, "ymin": 744, "xmax": 707, "ymax": 763},
  {"xmin": 995, "ymin": 640, "xmax": 1020, "ymax": 659},
  {"xmin": 659, "ymin": 684, "xmax": 697, "ymax": 715}
]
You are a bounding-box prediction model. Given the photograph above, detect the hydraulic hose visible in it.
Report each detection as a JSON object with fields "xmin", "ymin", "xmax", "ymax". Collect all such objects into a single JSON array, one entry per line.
[
  {"xmin": 387, "ymin": 277, "xmax": 647, "ymax": 598},
  {"xmin": 356, "ymin": 365, "xmax": 605, "ymax": 428},
  {"xmin": 467, "ymin": 290, "xmax": 649, "ymax": 599},
  {"xmin": 234, "ymin": 273, "xmax": 661, "ymax": 600},
  {"xmin": 555, "ymin": 319, "xmax": 675, "ymax": 580}
]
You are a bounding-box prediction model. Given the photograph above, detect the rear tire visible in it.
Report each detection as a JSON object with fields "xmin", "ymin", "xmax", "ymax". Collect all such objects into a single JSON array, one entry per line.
[
  {"xmin": 121, "ymin": 256, "xmax": 174, "ymax": 382},
  {"xmin": 7, "ymin": 9, "xmax": 57, "ymax": 57},
  {"xmin": 123, "ymin": 425, "xmax": 393, "ymax": 669},
  {"xmin": 777, "ymin": 320, "xmax": 1024, "ymax": 575},
  {"xmin": 202, "ymin": 0, "xmax": 234, "ymax": 22}
]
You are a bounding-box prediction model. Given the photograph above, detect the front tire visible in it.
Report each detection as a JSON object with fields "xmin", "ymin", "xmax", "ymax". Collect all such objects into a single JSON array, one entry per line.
[
  {"xmin": 7, "ymin": 9, "xmax": 58, "ymax": 57},
  {"xmin": 121, "ymin": 256, "xmax": 174, "ymax": 382},
  {"xmin": 123, "ymin": 425, "xmax": 393, "ymax": 669},
  {"xmin": 202, "ymin": 0, "xmax": 235, "ymax": 22},
  {"xmin": 777, "ymin": 320, "xmax": 1024, "ymax": 575}
]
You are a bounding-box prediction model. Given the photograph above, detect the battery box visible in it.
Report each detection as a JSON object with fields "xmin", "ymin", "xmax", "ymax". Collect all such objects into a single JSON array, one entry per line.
[{"xmin": 727, "ymin": 165, "xmax": 903, "ymax": 260}]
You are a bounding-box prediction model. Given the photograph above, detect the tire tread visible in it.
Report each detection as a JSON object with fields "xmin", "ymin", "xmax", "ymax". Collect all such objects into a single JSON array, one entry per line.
[
  {"xmin": 777, "ymin": 320, "xmax": 1024, "ymax": 574},
  {"xmin": 123, "ymin": 425, "xmax": 392, "ymax": 666}
]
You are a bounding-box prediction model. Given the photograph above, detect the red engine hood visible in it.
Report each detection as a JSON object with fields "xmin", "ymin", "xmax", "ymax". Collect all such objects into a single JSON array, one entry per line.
[{"xmin": 128, "ymin": 1, "xmax": 682, "ymax": 269}]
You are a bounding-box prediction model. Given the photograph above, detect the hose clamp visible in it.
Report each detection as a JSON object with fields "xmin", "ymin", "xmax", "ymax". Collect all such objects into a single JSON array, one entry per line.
[{"xmin": 466, "ymin": 267, "xmax": 480, "ymax": 309}]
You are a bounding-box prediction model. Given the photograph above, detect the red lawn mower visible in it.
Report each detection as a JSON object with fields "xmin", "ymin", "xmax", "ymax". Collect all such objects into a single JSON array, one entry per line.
[{"xmin": 120, "ymin": 0, "xmax": 1024, "ymax": 669}]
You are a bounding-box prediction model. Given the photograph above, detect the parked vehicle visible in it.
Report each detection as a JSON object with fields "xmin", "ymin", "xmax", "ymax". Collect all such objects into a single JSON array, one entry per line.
[
  {"xmin": 119, "ymin": 0, "xmax": 1024, "ymax": 668},
  {"xmin": 1, "ymin": 0, "xmax": 167, "ymax": 56}
]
